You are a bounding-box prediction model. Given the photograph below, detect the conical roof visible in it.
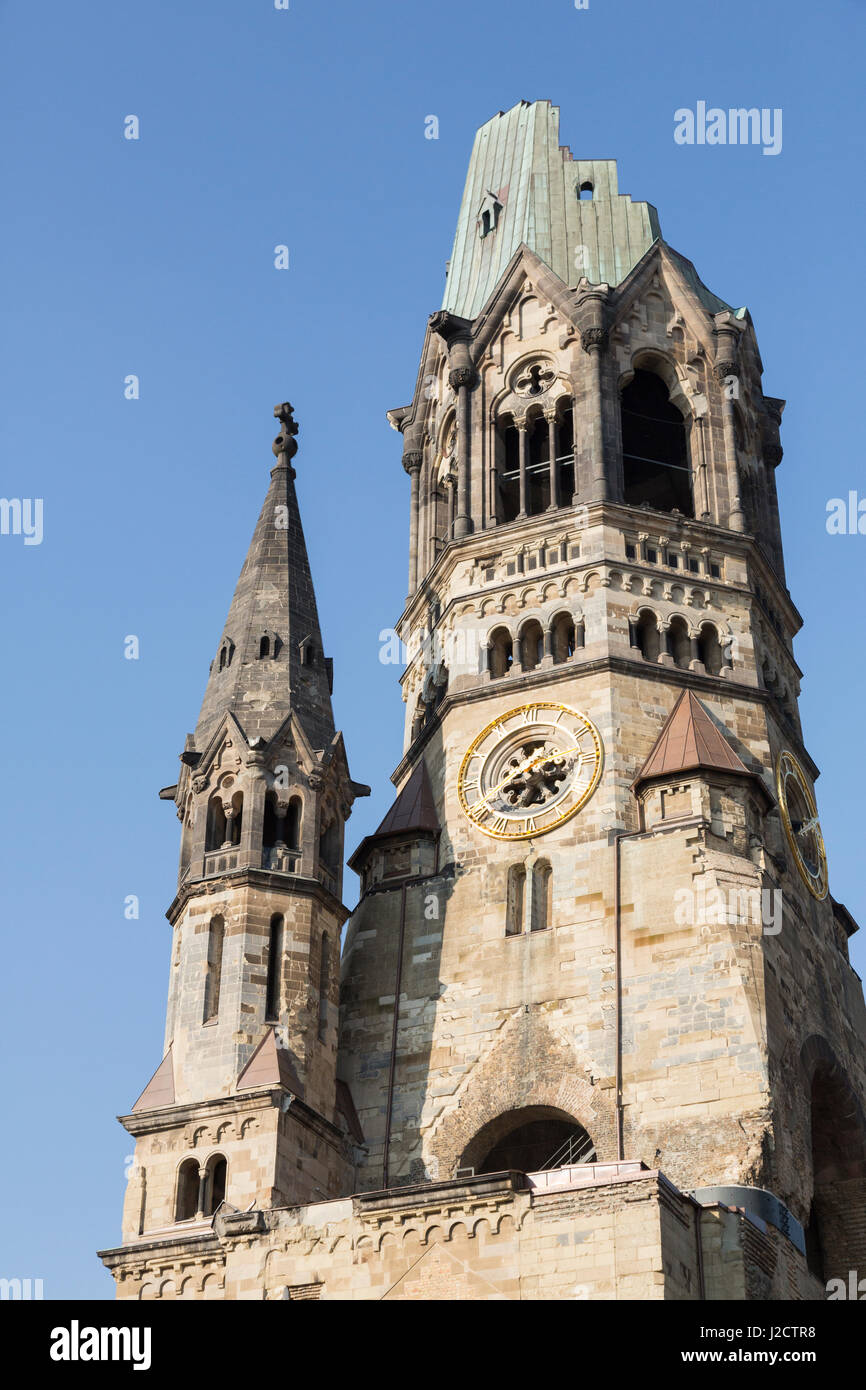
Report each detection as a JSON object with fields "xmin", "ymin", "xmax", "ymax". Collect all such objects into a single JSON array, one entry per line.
[
  {"xmin": 131, "ymin": 1048, "xmax": 175, "ymax": 1112},
  {"xmin": 348, "ymin": 760, "xmax": 440, "ymax": 872},
  {"xmin": 633, "ymin": 689, "xmax": 752, "ymax": 787},
  {"xmin": 194, "ymin": 406, "xmax": 335, "ymax": 753}
]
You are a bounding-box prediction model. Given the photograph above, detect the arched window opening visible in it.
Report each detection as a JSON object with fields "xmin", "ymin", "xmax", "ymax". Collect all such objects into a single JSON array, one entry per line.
[
  {"xmin": 531, "ymin": 861, "xmax": 552, "ymax": 931},
  {"xmin": 668, "ymin": 616, "xmax": 691, "ymax": 670},
  {"xmin": 520, "ymin": 620, "xmax": 544, "ymax": 673},
  {"xmin": 319, "ymin": 817, "xmax": 340, "ymax": 871},
  {"xmin": 620, "ymin": 369, "xmax": 693, "ymax": 516},
  {"xmin": 318, "ymin": 933, "xmax": 330, "ymax": 1041},
  {"xmin": 578, "ymin": 181, "xmax": 594, "ymax": 200},
  {"xmin": 203, "ymin": 915, "xmax": 225, "ymax": 1024},
  {"xmin": 460, "ymin": 1106, "xmax": 597, "ymax": 1177},
  {"xmin": 259, "ymin": 635, "xmax": 270, "ymax": 659},
  {"xmin": 505, "ymin": 865, "xmax": 526, "ymax": 936},
  {"xmin": 204, "ymin": 1155, "xmax": 227, "ymax": 1217},
  {"xmin": 481, "ymin": 209, "xmax": 491, "ymax": 237},
  {"xmin": 489, "ymin": 627, "xmax": 513, "ymax": 679},
  {"xmin": 557, "ymin": 406, "xmax": 575, "ymax": 504},
  {"xmin": 636, "ymin": 610, "xmax": 660, "ymax": 663},
  {"xmin": 218, "ymin": 646, "xmax": 228, "ymax": 671},
  {"xmin": 697, "ymin": 622, "xmax": 723, "ymax": 676},
  {"xmin": 527, "ymin": 419, "xmax": 551, "ymax": 515},
  {"xmin": 551, "ymin": 613, "xmax": 576, "ymax": 664},
  {"xmin": 175, "ymin": 1159, "xmax": 199, "ymax": 1223},
  {"xmin": 265, "ymin": 913, "xmax": 284, "ymax": 1021},
  {"xmin": 205, "ymin": 796, "xmax": 227, "ymax": 852},
  {"xmin": 262, "ymin": 792, "xmax": 281, "ymax": 849},
  {"xmin": 498, "ymin": 420, "xmax": 521, "ymax": 523},
  {"xmin": 806, "ymin": 1051, "xmax": 866, "ymax": 1285},
  {"xmin": 227, "ymin": 791, "xmax": 242, "ymax": 847},
  {"xmin": 286, "ymin": 796, "xmax": 301, "ymax": 850}
]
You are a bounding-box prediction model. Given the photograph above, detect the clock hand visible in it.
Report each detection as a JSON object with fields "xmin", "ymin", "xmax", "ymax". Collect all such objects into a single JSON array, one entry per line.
[{"xmin": 467, "ymin": 747, "xmax": 578, "ymax": 814}]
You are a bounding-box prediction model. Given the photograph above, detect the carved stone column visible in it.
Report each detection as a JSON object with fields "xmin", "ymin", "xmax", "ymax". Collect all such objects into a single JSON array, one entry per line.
[
  {"xmin": 403, "ymin": 449, "xmax": 423, "ymax": 593},
  {"xmin": 448, "ymin": 364, "xmax": 475, "ymax": 537},
  {"xmin": 516, "ymin": 419, "xmax": 528, "ymax": 518},
  {"xmin": 581, "ymin": 325, "xmax": 609, "ymax": 501},
  {"xmin": 545, "ymin": 408, "xmax": 559, "ymax": 509},
  {"xmin": 714, "ymin": 313, "xmax": 745, "ymax": 532}
]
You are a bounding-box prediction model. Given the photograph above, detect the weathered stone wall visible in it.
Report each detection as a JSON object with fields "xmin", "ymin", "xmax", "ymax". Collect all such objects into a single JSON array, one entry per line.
[{"xmin": 103, "ymin": 1167, "xmax": 818, "ymax": 1302}]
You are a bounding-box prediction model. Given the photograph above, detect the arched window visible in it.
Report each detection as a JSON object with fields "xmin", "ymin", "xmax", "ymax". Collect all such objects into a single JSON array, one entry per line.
[
  {"xmin": 697, "ymin": 622, "xmax": 723, "ymax": 676},
  {"xmin": 527, "ymin": 417, "xmax": 550, "ymax": 515},
  {"xmin": 668, "ymin": 615, "xmax": 691, "ymax": 670},
  {"xmin": 217, "ymin": 638, "xmax": 234, "ymax": 671},
  {"xmin": 636, "ymin": 610, "xmax": 660, "ymax": 662},
  {"xmin": 205, "ymin": 796, "xmax": 227, "ymax": 852},
  {"xmin": 489, "ymin": 628, "xmax": 513, "ymax": 679},
  {"xmin": 498, "ymin": 419, "xmax": 521, "ymax": 523},
  {"xmin": 259, "ymin": 635, "xmax": 270, "ymax": 659},
  {"xmin": 578, "ymin": 181, "xmax": 593, "ymax": 200},
  {"xmin": 520, "ymin": 620, "xmax": 544, "ymax": 673},
  {"xmin": 227, "ymin": 791, "xmax": 242, "ymax": 847},
  {"xmin": 531, "ymin": 861, "xmax": 552, "ymax": 932},
  {"xmin": 506, "ymin": 865, "xmax": 526, "ymax": 936},
  {"xmin": 551, "ymin": 613, "xmax": 576, "ymax": 664},
  {"xmin": 286, "ymin": 796, "xmax": 301, "ymax": 850},
  {"xmin": 204, "ymin": 1155, "xmax": 227, "ymax": 1217},
  {"xmin": 620, "ymin": 369, "xmax": 693, "ymax": 516},
  {"xmin": 318, "ymin": 933, "xmax": 330, "ymax": 1041},
  {"xmin": 203, "ymin": 915, "xmax": 225, "ymax": 1024},
  {"xmin": 265, "ymin": 913, "xmax": 284, "ymax": 1021},
  {"xmin": 175, "ymin": 1159, "xmax": 200, "ymax": 1222},
  {"xmin": 460, "ymin": 1106, "xmax": 597, "ymax": 1176},
  {"xmin": 319, "ymin": 817, "xmax": 340, "ymax": 870}
]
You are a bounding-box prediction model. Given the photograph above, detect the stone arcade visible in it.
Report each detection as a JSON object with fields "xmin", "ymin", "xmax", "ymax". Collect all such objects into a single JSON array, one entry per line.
[{"xmin": 99, "ymin": 100, "xmax": 866, "ymax": 1301}]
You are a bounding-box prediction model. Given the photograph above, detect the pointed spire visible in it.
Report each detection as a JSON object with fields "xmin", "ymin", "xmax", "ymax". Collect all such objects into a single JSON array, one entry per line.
[
  {"xmin": 632, "ymin": 689, "xmax": 752, "ymax": 789},
  {"xmin": 193, "ymin": 404, "xmax": 335, "ymax": 753}
]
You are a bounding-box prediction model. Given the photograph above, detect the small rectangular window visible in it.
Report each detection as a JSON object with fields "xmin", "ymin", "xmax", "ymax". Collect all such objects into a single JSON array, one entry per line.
[
  {"xmin": 569, "ymin": 544, "xmax": 581, "ymax": 560},
  {"xmin": 667, "ymin": 553, "xmax": 678, "ymax": 568},
  {"xmin": 527, "ymin": 555, "xmax": 537, "ymax": 570},
  {"xmin": 688, "ymin": 558, "xmax": 700, "ymax": 574},
  {"xmin": 548, "ymin": 547, "xmax": 559, "ymax": 564},
  {"xmin": 625, "ymin": 543, "xmax": 636, "ymax": 560},
  {"xmin": 710, "ymin": 562, "xmax": 721, "ymax": 579},
  {"xmin": 646, "ymin": 548, "xmax": 657, "ymax": 564}
]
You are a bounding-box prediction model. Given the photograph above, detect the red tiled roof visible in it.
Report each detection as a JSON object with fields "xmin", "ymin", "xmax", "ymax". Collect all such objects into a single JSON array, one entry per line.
[
  {"xmin": 236, "ymin": 1028, "xmax": 304, "ymax": 1099},
  {"xmin": 633, "ymin": 689, "xmax": 751, "ymax": 787},
  {"xmin": 374, "ymin": 760, "xmax": 440, "ymax": 836},
  {"xmin": 132, "ymin": 1048, "xmax": 175, "ymax": 1112}
]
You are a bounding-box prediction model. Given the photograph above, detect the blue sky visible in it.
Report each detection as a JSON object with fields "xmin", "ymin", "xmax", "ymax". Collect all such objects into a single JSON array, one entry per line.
[{"xmin": 1, "ymin": 0, "xmax": 864, "ymax": 1298}]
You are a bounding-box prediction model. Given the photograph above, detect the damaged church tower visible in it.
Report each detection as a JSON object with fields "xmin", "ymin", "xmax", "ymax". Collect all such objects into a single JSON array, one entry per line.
[{"xmin": 102, "ymin": 101, "xmax": 866, "ymax": 1301}]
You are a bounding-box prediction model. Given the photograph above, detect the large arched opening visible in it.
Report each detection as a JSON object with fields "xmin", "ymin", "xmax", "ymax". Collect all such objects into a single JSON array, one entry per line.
[
  {"xmin": 803, "ymin": 1041, "xmax": 866, "ymax": 1285},
  {"xmin": 459, "ymin": 1105, "xmax": 596, "ymax": 1176}
]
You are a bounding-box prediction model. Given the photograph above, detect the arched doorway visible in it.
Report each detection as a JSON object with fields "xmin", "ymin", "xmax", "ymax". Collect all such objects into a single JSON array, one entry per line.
[
  {"xmin": 803, "ymin": 1044, "xmax": 866, "ymax": 1285},
  {"xmin": 459, "ymin": 1106, "xmax": 596, "ymax": 1176}
]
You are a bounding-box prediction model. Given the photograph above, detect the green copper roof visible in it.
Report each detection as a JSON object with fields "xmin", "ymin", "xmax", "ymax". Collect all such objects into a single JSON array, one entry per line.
[{"xmin": 441, "ymin": 100, "xmax": 662, "ymax": 319}]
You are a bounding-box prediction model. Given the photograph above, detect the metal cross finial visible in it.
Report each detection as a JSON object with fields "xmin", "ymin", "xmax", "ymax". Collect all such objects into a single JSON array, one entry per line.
[{"xmin": 273, "ymin": 402, "xmax": 299, "ymax": 459}]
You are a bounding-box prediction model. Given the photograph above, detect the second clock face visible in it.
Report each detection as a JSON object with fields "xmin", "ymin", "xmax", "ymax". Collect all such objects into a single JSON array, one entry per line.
[
  {"xmin": 457, "ymin": 701, "xmax": 603, "ymax": 839},
  {"xmin": 776, "ymin": 749, "xmax": 828, "ymax": 900}
]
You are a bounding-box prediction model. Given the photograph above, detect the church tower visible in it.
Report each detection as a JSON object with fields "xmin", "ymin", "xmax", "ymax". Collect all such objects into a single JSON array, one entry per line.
[
  {"xmin": 340, "ymin": 99, "xmax": 866, "ymax": 1289},
  {"xmin": 102, "ymin": 102, "xmax": 866, "ymax": 1301},
  {"xmin": 103, "ymin": 406, "xmax": 368, "ymax": 1297}
]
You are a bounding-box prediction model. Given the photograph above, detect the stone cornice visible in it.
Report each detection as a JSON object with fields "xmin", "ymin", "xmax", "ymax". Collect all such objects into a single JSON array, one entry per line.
[{"xmin": 166, "ymin": 867, "xmax": 351, "ymax": 928}]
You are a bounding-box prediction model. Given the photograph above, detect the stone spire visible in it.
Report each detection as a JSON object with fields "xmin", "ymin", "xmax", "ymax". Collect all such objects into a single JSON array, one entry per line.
[{"xmin": 193, "ymin": 403, "xmax": 336, "ymax": 753}]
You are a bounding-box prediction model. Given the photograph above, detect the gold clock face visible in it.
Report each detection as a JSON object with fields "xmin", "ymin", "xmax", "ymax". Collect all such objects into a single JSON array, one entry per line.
[
  {"xmin": 776, "ymin": 749, "xmax": 828, "ymax": 900},
  {"xmin": 457, "ymin": 701, "xmax": 603, "ymax": 840}
]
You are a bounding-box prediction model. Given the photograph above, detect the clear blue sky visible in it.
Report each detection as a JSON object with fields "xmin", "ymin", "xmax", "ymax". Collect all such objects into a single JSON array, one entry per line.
[{"xmin": 1, "ymin": 0, "xmax": 864, "ymax": 1298}]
